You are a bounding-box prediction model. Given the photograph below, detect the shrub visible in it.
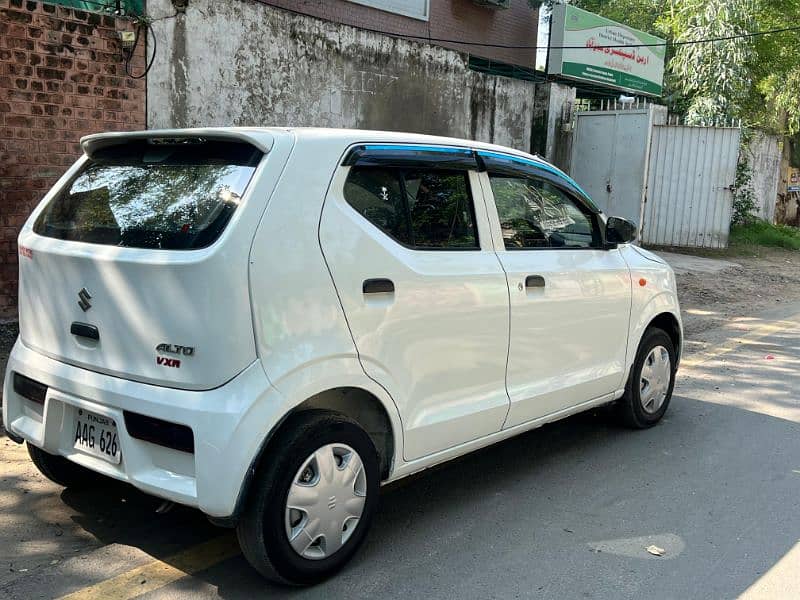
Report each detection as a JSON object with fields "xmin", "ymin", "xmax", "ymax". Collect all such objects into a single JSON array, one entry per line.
[{"xmin": 730, "ymin": 220, "xmax": 800, "ymax": 249}]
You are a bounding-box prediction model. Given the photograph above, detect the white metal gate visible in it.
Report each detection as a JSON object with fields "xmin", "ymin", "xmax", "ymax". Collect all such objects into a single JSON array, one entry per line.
[
  {"xmin": 641, "ymin": 125, "xmax": 741, "ymax": 248},
  {"xmin": 568, "ymin": 104, "xmax": 741, "ymax": 248},
  {"xmin": 570, "ymin": 107, "xmax": 652, "ymax": 223}
]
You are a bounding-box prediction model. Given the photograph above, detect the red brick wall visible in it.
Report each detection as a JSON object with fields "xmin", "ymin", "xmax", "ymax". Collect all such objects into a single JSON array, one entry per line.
[
  {"xmin": 0, "ymin": 0, "xmax": 146, "ymax": 316},
  {"xmin": 267, "ymin": 0, "xmax": 539, "ymax": 67}
]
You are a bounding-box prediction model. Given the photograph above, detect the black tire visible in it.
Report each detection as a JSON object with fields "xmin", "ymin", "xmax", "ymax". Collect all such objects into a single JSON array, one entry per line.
[
  {"xmin": 236, "ymin": 410, "xmax": 380, "ymax": 586},
  {"xmin": 617, "ymin": 327, "xmax": 677, "ymax": 429},
  {"xmin": 27, "ymin": 442, "xmax": 102, "ymax": 488}
]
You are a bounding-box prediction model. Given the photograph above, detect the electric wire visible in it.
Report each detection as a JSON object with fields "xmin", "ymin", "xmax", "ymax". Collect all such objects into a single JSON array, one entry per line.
[
  {"xmin": 124, "ymin": 20, "xmax": 157, "ymax": 79},
  {"xmin": 49, "ymin": 0, "xmax": 800, "ymax": 84},
  {"xmin": 253, "ymin": 0, "xmax": 800, "ymax": 51},
  {"xmin": 38, "ymin": 0, "xmax": 800, "ymax": 51}
]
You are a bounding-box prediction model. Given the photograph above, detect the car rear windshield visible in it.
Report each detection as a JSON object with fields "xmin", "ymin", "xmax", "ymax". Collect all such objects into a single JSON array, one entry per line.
[{"xmin": 33, "ymin": 139, "xmax": 263, "ymax": 250}]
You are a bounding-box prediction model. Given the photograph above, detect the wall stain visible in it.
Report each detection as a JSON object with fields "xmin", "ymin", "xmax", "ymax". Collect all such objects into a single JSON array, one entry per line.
[
  {"xmin": 169, "ymin": 12, "xmax": 188, "ymax": 128},
  {"xmin": 149, "ymin": 0, "xmax": 536, "ymax": 150}
]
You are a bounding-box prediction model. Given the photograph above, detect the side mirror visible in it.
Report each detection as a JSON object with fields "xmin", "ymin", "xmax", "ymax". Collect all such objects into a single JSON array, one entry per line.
[{"xmin": 606, "ymin": 216, "xmax": 638, "ymax": 245}]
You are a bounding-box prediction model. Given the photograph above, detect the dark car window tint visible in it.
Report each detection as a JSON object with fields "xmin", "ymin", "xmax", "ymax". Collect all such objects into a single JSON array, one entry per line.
[
  {"xmin": 403, "ymin": 170, "xmax": 477, "ymax": 249},
  {"xmin": 344, "ymin": 167, "xmax": 478, "ymax": 250},
  {"xmin": 342, "ymin": 167, "xmax": 410, "ymax": 245},
  {"xmin": 489, "ymin": 174, "xmax": 600, "ymax": 250},
  {"xmin": 33, "ymin": 141, "xmax": 262, "ymax": 250}
]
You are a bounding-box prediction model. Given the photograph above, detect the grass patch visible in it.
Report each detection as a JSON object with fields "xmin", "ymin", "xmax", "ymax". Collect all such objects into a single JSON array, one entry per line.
[{"xmin": 730, "ymin": 221, "xmax": 800, "ymax": 250}]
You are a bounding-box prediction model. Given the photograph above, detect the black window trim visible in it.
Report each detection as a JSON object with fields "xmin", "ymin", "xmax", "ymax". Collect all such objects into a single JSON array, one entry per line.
[
  {"xmin": 478, "ymin": 151, "xmax": 600, "ymax": 214},
  {"xmin": 343, "ymin": 164, "xmax": 482, "ymax": 252},
  {"xmin": 488, "ymin": 170, "xmax": 607, "ymax": 252},
  {"xmin": 342, "ymin": 143, "xmax": 479, "ymax": 171}
]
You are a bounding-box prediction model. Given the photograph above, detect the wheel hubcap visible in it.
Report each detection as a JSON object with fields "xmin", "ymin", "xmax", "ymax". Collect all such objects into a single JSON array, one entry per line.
[
  {"xmin": 284, "ymin": 443, "xmax": 367, "ymax": 560},
  {"xmin": 640, "ymin": 345, "xmax": 672, "ymax": 414}
]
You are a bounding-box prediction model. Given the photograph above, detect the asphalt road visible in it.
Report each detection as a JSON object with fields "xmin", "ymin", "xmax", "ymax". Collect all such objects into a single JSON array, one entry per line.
[{"xmin": 1, "ymin": 303, "xmax": 799, "ymax": 600}]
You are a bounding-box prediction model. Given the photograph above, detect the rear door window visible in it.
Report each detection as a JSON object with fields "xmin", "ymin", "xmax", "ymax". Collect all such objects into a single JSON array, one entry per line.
[
  {"xmin": 34, "ymin": 140, "xmax": 263, "ymax": 250},
  {"xmin": 343, "ymin": 166, "xmax": 479, "ymax": 250},
  {"xmin": 342, "ymin": 166, "xmax": 410, "ymax": 245}
]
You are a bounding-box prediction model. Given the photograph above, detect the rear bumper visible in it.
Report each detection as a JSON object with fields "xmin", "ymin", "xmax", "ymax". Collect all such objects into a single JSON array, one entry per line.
[{"xmin": 3, "ymin": 339, "xmax": 283, "ymax": 518}]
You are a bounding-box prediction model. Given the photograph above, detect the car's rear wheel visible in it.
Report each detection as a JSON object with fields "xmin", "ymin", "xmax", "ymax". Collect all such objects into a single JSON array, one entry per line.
[
  {"xmin": 27, "ymin": 442, "xmax": 102, "ymax": 488},
  {"xmin": 617, "ymin": 327, "xmax": 676, "ymax": 428},
  {"xmin": 237, "ymin": 410, "xmax": 380, "ymax": 585}
]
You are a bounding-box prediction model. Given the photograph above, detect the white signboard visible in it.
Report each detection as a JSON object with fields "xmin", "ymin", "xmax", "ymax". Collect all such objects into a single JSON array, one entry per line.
[{"xmin": 547, "ymin": 5, "xmax": 665, "ymax": 96}]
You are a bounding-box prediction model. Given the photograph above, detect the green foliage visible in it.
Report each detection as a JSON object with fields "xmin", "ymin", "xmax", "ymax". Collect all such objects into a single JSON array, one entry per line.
[
  {"xmin": 569, "ymin": 0, "xmax": 669, "ymax": 37},
  {"xmin": 747, "ymin": 1, "xmax": 800, "ymax": 134},
  {"xmin": 730, "ymin": 220, "xmax": 800, "ymax": 249},
  {"xmin": 660, "ymin": 0, "xmax": 757, "ymax": 124}
]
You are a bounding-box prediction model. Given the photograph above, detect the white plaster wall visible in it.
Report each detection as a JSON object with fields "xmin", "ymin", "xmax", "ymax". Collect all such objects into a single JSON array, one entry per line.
[
  {"xmin": 746, "ymin": 132, "xmax": 782, "ymax": 223},
  {"xmin": 146, "ymin": 0, "xmax": 536, "ymax": 151},
  {"xmin": 544, "ymin": 82, "xmax": 575, "ymax": 163}
]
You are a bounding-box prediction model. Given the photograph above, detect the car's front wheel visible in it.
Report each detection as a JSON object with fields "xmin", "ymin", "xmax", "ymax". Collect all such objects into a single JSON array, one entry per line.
[
  {"xmin": 237, "ymin": 410, "xmax": 380, "ymax": 585},
  {"xmin": 617, "ymin": 327, "xmax": 677, "ymax": 428}
]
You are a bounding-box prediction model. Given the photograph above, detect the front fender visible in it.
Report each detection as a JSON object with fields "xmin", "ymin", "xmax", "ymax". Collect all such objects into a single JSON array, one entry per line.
[
  {"xmin": 619, "ymin": 245, "xmax": 683, "ymax": 376},
  {"xmin": 630, "ymin": 291, "xmax": 683, "ymax": 364}
]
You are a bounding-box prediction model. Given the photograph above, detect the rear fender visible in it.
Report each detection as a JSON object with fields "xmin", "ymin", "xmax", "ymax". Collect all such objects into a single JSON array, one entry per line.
[{"xmin": 214, "ymin": 355, "xmax": 403, "ymax": 526}]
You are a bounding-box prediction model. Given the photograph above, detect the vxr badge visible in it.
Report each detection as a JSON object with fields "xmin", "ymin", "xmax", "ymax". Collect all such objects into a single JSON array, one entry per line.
[{"xmin": 77, "ymin": 288, "xmax": 92, "ymax": 311}]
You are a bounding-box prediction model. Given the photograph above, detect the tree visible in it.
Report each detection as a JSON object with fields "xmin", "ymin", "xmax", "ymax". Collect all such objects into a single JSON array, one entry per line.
[
  {"xmin": 660, "ymin": 0, "xmax": 757, "ymax": 125},
  {"xmin": 570, "ymin": 0, "xmax": 669, "ymax": 37},
  {"xmin": 746, "ymin": 0, "xmax": 800, "ymax": 134}
]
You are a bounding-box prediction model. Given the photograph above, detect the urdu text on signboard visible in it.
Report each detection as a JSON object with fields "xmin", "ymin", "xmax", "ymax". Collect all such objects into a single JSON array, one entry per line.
[{"xmin": 547, "ymin": 5, "xmax": 666, "ymax": 97}]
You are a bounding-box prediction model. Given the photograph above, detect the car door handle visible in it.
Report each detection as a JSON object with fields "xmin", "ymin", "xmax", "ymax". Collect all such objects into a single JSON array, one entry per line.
[
  {"xmin": 362, "ymin": 278, "xmax": 395, "ymax": 294},
  {"xmin": 525, "ymin": 275, "xmax": 546, "ymax": 289}
]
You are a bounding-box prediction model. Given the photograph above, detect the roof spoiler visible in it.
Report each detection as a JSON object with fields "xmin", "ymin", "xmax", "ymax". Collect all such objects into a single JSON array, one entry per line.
[{"xmin": 80, "ymin": 128, "xmax": 275, "ymax": 158}]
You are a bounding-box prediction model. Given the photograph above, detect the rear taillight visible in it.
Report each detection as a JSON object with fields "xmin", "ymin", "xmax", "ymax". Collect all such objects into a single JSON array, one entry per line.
[{"xmin": 13, "ymin": 373, "xmax": 47, "ymax": 405}]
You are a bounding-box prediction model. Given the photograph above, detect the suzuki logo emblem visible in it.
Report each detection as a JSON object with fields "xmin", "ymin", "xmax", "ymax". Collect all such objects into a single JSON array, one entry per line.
[
  {"xmin": 328, "ymin": 496, "xmax": 337, "ymax": 510},
  {"xmin": 77, "ymin": 288, "xmax": 92, "ymax": 312}
]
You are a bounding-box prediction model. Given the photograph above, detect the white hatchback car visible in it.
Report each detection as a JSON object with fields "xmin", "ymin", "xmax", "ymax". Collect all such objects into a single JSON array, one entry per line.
[{"xmin": 3, "ymin": 128, "xmax": 681, "ymax": 584}]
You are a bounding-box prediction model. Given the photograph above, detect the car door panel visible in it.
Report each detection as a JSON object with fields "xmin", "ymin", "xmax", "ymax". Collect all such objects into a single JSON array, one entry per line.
[
  {"xmin": 320, "ymin": 160, "xmax": 510, "ymax": 461},
  {"xmin": 498, "ymin": 249, "xmax": 631, "ymax": 427},
  {"xmin": 478, "ymin": 165, "xmax": 632, "ymax": 428}
]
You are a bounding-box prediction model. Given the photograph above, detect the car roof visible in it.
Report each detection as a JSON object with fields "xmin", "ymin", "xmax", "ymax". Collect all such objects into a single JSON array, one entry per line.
[
  {"xmin": 82, "ymin": 126, "xmax": 554, "ymax": 169},
  {"xmin": 284, "ymin": 127, "xmax": 555, "ymax": 165},
  {"xmin": 285, "ymin": 126, "xmax": 521, "ymax": 149}
]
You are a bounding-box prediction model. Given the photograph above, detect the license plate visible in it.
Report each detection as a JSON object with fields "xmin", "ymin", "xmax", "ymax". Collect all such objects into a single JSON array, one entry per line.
[{"xmin": 73, "ymin": 408, "xmax": 121, "ymax": 464}]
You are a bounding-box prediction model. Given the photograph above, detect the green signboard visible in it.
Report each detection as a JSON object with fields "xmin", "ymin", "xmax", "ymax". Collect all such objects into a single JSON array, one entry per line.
[
  {"xmin": 43, "ymin": 0, "xmax": 143, "ymax": 16},
  {"xmin": 547, "ymin": 5, "xmax": 666, "ymax": 97}
]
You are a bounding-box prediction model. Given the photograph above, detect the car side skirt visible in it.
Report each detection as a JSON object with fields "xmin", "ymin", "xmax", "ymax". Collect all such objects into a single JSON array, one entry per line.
[{"xmin": 385, "ymin": 389, "xmax": 623, "ymax": 484}]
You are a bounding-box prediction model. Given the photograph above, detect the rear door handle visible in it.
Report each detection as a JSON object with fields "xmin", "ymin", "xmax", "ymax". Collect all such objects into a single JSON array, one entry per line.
[
  {"xmin": 362, "ymin": 278, "xmax": 395, "ymax": 294},
  {"xmin": 525, "ymin": 275, "xmax": 546, "ymax": 289}
]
